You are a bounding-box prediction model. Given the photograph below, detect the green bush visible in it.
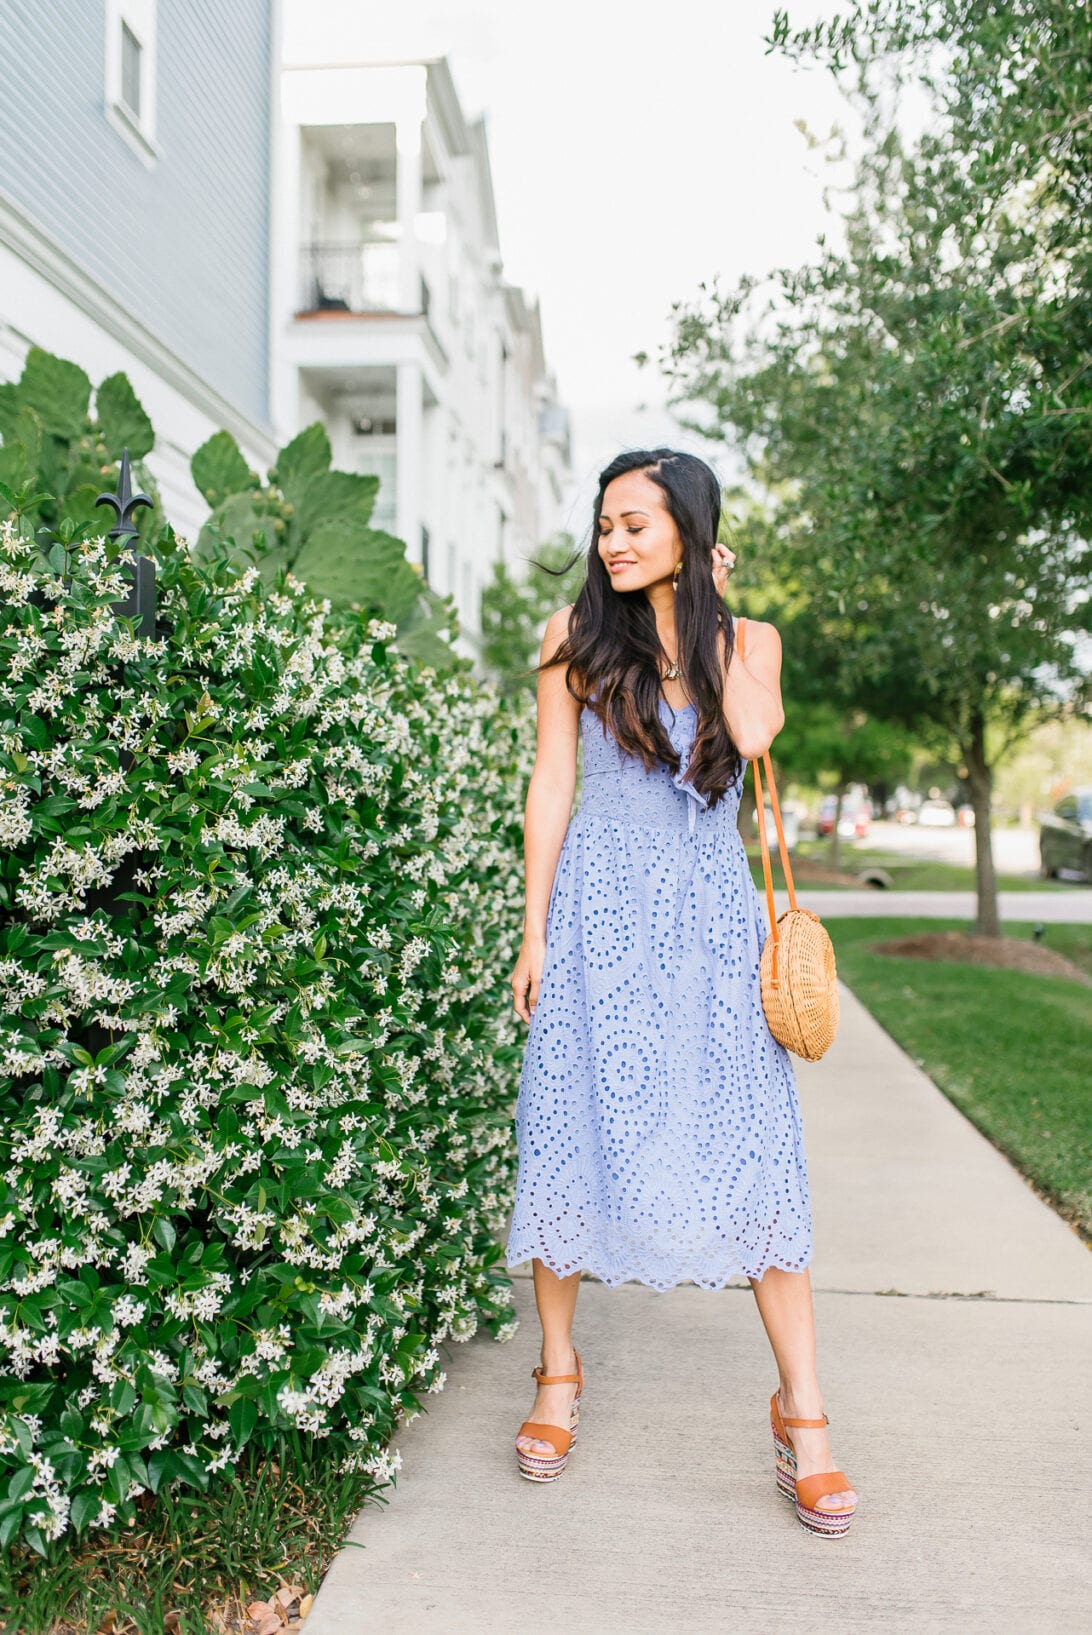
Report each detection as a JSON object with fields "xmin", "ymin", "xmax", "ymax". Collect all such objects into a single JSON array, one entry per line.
[
  {"xmin": 0, "ymin": 513, "xmax": 532, "ymax": 1552},
  {"xmin": 0, "ymin": 346, "xmax": 459, "ymax": 667},
  {"xmin": 190, "ymin": 420, "xmax": 459, "ymax": 669}
]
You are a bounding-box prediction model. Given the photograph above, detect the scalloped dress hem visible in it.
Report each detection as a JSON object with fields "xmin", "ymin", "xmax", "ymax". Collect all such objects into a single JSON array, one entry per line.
[{"xmin": 503, "ymin": 1243, "xmax": 814, "ymax": 1294}]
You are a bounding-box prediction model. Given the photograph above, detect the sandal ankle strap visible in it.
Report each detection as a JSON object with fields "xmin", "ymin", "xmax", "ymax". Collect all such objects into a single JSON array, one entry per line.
[
  {"xmin": 774, "ymin": 1389, "xmax": 829, "ymax": 1428},
  {"xmin": 533, "ymin": 1348, "xmax": 582, "ymax": 1387}
]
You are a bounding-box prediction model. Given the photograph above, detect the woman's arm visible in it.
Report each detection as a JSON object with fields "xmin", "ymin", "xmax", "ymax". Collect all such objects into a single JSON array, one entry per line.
[
  {"xmin": 511, "ymin": 605, "xmax": 581, "ymax": 1022},
  {"xmin": 720, "ymin": 618, "xmax": 786, "ymax": 762}
]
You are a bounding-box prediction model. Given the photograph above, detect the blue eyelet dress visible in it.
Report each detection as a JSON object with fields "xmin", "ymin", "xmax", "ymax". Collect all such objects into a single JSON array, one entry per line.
[{"xmin": 505, "ymin": 619, "xmax": 813, "ymax": 1291}]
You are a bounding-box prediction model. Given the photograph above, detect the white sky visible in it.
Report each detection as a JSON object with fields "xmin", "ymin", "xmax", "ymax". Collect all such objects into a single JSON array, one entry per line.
[{"xmin": 284, "ymin": 0, "xmax": 866, "ymax": 536}]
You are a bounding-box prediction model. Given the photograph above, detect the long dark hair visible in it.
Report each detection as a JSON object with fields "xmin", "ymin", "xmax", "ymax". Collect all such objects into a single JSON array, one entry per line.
[{"xmin": 531, "ymin": 447, "xmax": 743, "ymax": 806}]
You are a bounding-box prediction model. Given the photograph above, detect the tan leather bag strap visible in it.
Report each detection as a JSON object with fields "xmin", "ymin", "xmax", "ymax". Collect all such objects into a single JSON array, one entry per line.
[{"xmin": 736, "ymin": 616, "xmax": 797, "ymax": 988}]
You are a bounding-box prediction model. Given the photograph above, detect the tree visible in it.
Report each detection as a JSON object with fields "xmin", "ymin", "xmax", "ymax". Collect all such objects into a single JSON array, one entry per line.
[
  {"xmin": 651, "ymin": 5, "xmax": 1092, "ymax": 934},
  {"xmin": 724, "ymin": 497, "xmax": 916, "ymax": 865},
  {"xmin": 770, "ymin": 1, "xmax": 1092, "ymax": 305},
  {"xmin": 480, "ymin": 535, "xmax": 585, "ymax": 696}
]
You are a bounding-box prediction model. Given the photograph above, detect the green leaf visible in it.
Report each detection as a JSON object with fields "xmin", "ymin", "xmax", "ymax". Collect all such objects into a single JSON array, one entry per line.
[
  {"xmin": 96, "ymin": 373, "xmax": 154, "ymax": 461},
  {"xmin": 291, "ymin": 521, "xmax": 413, "ymax": 611},
  {"xmin": 275, "ymin": 422, "xmax": 331, "ymax": 505},
  {"xmin": 69, "ymin": 1489, "xmax": 101, "ymax": 1533},
  {"xmin": 229, "ymin": 1395, "xmax": 259, "ymax": 1447},
  {"xmin": 16, "ymin": 347, "xmax": 92, "ymax": 441},
  {"xmin": 291, "ymin": 469, "xmax": 379, "ymax": 542},
  {"xmin": 191, "ymin": 429, "xmax": 251, "ymax": 506},
  {"xmin": 19, "ymin": 714, "xmax": 52, "ymax": 750},
  {"xmin": 0, "ymin": 1509, "xmax": 23, "ymax": 1547},
  {"xmin": 24, "ymin": 1523, "xmax": 48, "ymax": 1557}
]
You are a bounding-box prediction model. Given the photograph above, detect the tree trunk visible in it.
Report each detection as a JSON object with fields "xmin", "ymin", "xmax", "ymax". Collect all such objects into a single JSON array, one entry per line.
[
  {"xmin": 964, "ymin": 706, "xmax": 1000, "ymax": 938},
  {"xmin": 829, "ymin": 782, "xmax": 846, "ymax": 872}
]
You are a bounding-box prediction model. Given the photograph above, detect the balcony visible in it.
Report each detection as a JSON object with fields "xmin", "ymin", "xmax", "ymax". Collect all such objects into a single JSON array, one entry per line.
[
  {"xmin": 297, "ymin": 240, "xmax": 416, "ymax": 317},
  {"xmin": 288, "ymin": 242, "xmax": 446, "ymax": 382}
]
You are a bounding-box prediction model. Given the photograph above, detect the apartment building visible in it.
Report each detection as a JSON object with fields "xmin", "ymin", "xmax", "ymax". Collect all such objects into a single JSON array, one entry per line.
[
  {"xmin": 272, "ymin": 51, "xmax": 572, "ymax": 660},
  {"xmin": 0, "ymin": 0, "xmax": 279, "ymax": 537}
]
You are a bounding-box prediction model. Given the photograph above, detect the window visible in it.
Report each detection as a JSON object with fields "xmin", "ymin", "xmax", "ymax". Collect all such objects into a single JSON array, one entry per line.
[
  {"xmin": 105, "ymin": 1, "xmax": 158, "ymax": 163},
  {"xmin": 120, "ymin": 21, "xmax": 141, "ymax": 117}
]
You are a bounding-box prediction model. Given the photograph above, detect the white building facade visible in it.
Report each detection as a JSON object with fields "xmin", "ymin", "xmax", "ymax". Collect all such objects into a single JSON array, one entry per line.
[{"xmin": 272, "ymin": 52, "xmax": 572, "ymax": 661}]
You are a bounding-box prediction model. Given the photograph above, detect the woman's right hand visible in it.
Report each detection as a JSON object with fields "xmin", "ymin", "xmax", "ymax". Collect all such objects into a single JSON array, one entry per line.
[{"xmin": 511, "ymin": 932, "xmax": 546, "ymax": 1024}]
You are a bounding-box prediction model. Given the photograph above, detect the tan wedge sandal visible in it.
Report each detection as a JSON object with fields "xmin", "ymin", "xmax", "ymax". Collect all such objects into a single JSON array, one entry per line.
[
  {"xmin": 770, "ymin": 1388, "xmax": 858, "ymax": 1537},
  {"xmin": 515, "ymin": 1349, "xmax": 584, "ymax": 1482}
]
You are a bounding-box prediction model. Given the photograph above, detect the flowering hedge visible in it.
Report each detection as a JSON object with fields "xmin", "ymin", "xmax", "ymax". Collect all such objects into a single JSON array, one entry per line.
[{"xmin": 0, "ymin": 517, "xmax": 533, "ymax": 1551}]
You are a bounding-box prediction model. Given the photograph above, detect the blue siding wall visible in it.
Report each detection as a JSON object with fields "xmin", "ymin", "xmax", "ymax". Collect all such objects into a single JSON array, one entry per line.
[{"xmin": 0, "ymin": 0, "xmax": 272, "ymax": 429}]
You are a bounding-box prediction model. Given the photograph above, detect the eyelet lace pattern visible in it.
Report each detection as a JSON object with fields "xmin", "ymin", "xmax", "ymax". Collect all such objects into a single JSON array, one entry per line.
[{"xmin": 506, "ymin": 634, "xmax": 813, "ymax": 1291}]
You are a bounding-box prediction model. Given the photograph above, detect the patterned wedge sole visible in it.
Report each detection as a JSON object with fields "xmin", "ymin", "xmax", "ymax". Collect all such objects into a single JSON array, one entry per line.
[
  {"xmin": 515, "ymin": 1349, "xmax": 584, "ymax": 1482},
  {"xmin": 769, "ymin": 1389, "xmax": 857, "ymax": 1537}
]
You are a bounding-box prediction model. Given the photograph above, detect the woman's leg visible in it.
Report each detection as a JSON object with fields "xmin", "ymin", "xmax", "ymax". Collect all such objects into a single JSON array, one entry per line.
[
  {"xmin": 515, "ymin": 1259, "xmax": 583, "ymax": 1456},
  {"xmin": 748, "ymin": 1266, "xmax": 857, "ymax": 1510}
]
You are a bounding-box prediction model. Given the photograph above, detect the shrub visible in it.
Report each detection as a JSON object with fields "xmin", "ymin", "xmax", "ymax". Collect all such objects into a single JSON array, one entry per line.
[
  {"xmin": 0, "ymin": 513, "xmax": 533, "ymax": 1552},
  {"xmin": 0, "ymin": 346, "xmax": 459, "ymax": 666}
]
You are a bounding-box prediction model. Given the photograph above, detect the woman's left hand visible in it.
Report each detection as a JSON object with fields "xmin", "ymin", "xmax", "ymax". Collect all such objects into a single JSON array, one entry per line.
[{"xmin": 711, "ymin": 542, "xmax": 737, "ymax": 598}]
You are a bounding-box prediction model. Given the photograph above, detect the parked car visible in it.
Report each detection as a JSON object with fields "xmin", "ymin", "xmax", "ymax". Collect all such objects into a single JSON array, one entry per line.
[
  {"xmin": 817, "ymin": 794, "xmax": 871, "ymax": 839},
  {"xmin": 755, "ymin": 802, "xmax": 801, "ymax": 851},
  {"xmin": 917, "ymin": 798, "xmax": 957, "ymax": 828},
  {"xmin": 1038, "ymin": 787, "xmax": 1092, "ymax": 881}
]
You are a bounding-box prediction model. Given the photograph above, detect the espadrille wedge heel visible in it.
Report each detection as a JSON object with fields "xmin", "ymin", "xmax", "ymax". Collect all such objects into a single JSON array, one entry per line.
[
  {"xmin": 515, "ymin": 1349, "xmax": 584, "ymax": 1483},
  {"xmin": 770, "ymin": 1388, "xmax": 857, "ymax": 1537}
]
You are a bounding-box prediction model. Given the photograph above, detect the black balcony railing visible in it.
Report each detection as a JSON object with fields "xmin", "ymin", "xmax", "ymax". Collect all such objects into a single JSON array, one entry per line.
[{"xmin": 298, "ymin": 242, "xmax": 402, "ymax": 314}]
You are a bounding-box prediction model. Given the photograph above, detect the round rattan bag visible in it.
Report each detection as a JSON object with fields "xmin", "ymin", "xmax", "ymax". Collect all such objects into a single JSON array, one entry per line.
[{"xmin": 737, "ymin": 618, "xmax": 840, "ymax": 1062}]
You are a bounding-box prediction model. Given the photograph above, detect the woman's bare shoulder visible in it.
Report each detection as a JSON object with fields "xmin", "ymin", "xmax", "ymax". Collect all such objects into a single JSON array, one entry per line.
[
  {"xmin": 540, "ymin": 602, "xmax": 577, "ymax": 659},
  {"xmin": 734, "ymin": 614, "xmax": 781, "ymax": 649}
]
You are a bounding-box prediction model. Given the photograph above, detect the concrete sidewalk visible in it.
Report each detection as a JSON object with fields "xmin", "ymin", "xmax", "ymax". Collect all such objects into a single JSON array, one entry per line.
[
  {"xmin": 788, "ymin": 886, "xmax": 1091, "ymax": 923},
  {"xmin": 306, "ymin": 982, "xmax": 1092, "ymax": 1635}
]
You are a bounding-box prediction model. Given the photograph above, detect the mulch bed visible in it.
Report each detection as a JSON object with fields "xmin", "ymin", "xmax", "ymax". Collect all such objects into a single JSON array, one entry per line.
[{"xmin": 869, "ymin": 930, "xmax": 1092, "ymax": 986}]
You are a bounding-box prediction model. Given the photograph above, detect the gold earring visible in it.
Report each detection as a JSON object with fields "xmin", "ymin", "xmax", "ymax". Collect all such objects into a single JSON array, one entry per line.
[{"xmin": 672, "ymin": 560, "xmax": 681, "ymax": 591}]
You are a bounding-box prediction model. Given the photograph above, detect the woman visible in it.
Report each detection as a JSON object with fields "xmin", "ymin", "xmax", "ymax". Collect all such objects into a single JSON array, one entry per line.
[{"xmin": 505, "ymin": 448, "xmax": 857, "ymax": 1535}]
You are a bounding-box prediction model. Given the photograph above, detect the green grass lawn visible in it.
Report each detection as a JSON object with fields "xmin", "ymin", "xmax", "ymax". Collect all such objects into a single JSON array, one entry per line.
[{"xmin": 823, "ymin": 916, "xmax": 1092, "ymax": 1239}]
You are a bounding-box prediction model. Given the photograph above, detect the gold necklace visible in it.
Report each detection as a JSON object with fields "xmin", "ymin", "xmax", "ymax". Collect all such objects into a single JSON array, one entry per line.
[{"xmin": 663, "ymin": 658, "xmax": 681, "ymax": 680}]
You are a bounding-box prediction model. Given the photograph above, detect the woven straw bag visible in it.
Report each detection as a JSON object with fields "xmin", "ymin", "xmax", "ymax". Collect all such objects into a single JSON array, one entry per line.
[{"xmin": 736, "ymin": 617, "xmax": 839, "ymax": 1062}]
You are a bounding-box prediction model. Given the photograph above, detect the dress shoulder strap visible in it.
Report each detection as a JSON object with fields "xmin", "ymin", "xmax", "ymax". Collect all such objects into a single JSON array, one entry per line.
[{"xmin": 735, "ymin": 614, "xmax": 746, "ymax": 659}]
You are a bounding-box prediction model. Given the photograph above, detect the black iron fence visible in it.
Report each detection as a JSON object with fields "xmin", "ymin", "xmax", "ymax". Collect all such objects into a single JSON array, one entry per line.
[
  {"xmin": 95, "ymin": 446, "xmax": 157, "ymax": 639},
  {"xmin": 21, "ymin": 447, "xmax": 159, "ymax": 640}
]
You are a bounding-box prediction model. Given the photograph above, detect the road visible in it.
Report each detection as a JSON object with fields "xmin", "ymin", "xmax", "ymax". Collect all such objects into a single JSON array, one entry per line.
[{"xmin": 848, "ymin": 819, "xmax": 1049, "ymax": 876}]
